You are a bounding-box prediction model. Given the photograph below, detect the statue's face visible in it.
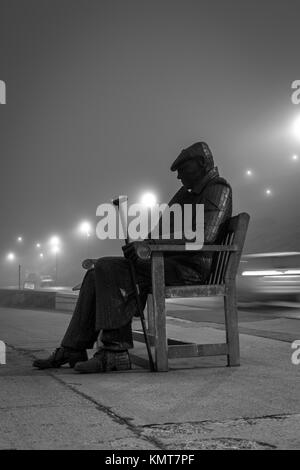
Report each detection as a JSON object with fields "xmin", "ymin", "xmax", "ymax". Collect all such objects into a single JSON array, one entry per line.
[{"xmin": 177, "ymin": 159, "xmax": 205, "ymax": 190}]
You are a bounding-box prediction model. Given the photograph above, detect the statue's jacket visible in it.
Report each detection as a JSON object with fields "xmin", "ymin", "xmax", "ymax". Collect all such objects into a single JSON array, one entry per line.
[{"xmin": 94, "ymin": 167, "xmax": 232, "ymax": 330}]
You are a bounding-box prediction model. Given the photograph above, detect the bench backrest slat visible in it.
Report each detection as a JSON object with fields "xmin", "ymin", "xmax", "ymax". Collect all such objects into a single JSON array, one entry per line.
[{"xmin": 208, "ymin": 213, "xmax": 250, "ymax": 285}]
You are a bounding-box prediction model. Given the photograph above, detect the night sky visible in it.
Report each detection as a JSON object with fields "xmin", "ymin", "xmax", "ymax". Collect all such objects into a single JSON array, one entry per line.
[{"xmin": 0, "ymin": 0, "xmax": 300, "ymax": 284}]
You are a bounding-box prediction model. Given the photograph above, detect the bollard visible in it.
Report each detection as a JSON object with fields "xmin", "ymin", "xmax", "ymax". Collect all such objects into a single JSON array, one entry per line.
[
  {"xmin": 0, "ymin": 341, "xmax": 6, "ymax": 365},
  {"xmin": 0, "ymin": 80, "xmax": 6, "ymax": 104}
]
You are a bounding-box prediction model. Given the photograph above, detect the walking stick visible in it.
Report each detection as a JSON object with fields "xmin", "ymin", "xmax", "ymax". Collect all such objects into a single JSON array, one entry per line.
[{"xmin": 112, "ymin": 196, "xmax": 156, "ymax": 372}]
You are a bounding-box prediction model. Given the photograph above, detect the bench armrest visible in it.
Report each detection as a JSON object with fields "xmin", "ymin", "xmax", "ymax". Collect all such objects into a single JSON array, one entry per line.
[{"xmin": 136, "ymin": 243, "xmax": 238, "ymax": 260}]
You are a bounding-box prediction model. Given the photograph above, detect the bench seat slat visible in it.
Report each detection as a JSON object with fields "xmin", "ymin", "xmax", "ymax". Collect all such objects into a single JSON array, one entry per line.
[
  {"xmin": 168, "ymin": 343, "xmax": 228, "ymax": 359},
  {"xmin": 165, "ymin": 285, "xmax": 225, "ymax": 297}
]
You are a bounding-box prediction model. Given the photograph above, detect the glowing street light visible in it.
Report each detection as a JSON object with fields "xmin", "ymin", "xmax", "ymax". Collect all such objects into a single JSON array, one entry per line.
[
  {"xmin": 245, "ymin": 169, "xmax": 253, "ymax": 176},
  {"xmin": 292, "ymin": 154, "xmax": 299, "ymax": 161},
  {"xmin": 49, "ymin": 236, "xmax": 61, "ymax": 284},
  {"xmin": 79, "ymin": 221, "xmax": 92, "ymax": 237},
  {"xmin": 49, "ymin": 236, "xmax": 60, "ymax": 247},
  {"xmin": 78, "ymin": 221, "xmax": 93, "ymax": 259},
  {"xmin": 36, "ymin": 243, "xmax": 41, "ymax": 249},
  {"xmin": 6, "ymin": 253, "xmax": 21, "ymax": 289},
  {"xmin": 15, "ymin": 237, "xmax": 24, "ymax": 287},
  {"xmin": 39, "ymin": 253, "xmax": 44, "ymax": 259},
  {"xmin": 7, "ymin": 252, "xmax": 15, "ymax": 262},
  {"xmin": 292, "ymin": 115, "xmax": 300, "ymax": 141},
  {"xmin": 141, "ymin": 192, "xmax": 157, "ymax": 208},
  {"xmin": 51, "ymin": 245, "xmax": 60, "ymax": 255},
  {"xmin": 265, "ymin": 188, "xmax": 272, "ymax": 196}
]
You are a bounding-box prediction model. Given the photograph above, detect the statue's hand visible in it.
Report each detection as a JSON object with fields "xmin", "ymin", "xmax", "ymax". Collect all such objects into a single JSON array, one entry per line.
[
  {"xmin": 122, "ymin": 241, "xmax": 151, "ymax": 262},
  {"xmin": 122, "ymin": 242, "xmax": 136, "ymax": 261}
]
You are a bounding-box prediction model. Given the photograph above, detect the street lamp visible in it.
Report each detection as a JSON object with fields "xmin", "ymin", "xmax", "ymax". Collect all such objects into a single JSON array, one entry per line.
[
  {"xmin": 49, "ymin": 236, "xmax": 61, "ymax": 284},
  {"xmin": 51, "ymin": 245, "xmax": 60, "ymax": 255},
  {"xmin": 79, "ymin": 221, "xmax": 92, "ymax": 237},
  {"xmin": 6, "ymin": 252, "xmax": 21, "ymax": 289},
  {"xmin": 7, "ymin": 252, "xmax": 15, "ymax": 261},
  {"xmin": 52, "ymin": 245, "xmax": 60, "ymax": 284},
  {"xmin": 292, "ymin": 115, "xmax": 300, "ymax": 141},
  {"xmin": 50, "ymin": 236, "xmax": 60, "ymax": 246},
  {"xmin": 140, "ymin": 192, "xmax": 157, "ymax": 208},
  {"xmin": 79, "ymin": 221, "xmax": 92, "ymax": 258},
  {"xmin": 15, "ymin": 237, "xmax": 24, "ymax": 287}
]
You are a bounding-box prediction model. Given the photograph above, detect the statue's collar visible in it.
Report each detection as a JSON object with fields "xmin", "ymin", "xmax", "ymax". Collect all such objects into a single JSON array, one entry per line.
[{"xmin": 191, "ymin": 167, "xmax": 219, "ymax": 195}]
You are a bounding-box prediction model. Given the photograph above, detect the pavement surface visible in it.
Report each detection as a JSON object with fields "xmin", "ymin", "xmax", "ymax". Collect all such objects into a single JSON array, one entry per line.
[{"xmin": 0, "ymin": 299, "xmax": 300, "ymax": 450}]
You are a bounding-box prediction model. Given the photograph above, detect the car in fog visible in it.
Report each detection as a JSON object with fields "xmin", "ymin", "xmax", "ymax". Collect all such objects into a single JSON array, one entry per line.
[
  {"xmin": 237, "ymin": 252, "xmax": 300, "ymax": 302},
  {"xmin": 23, "ymin": 273, "xmax": 55, "ymax": 290},
  {"xmin": 23, "ymin": 273, "xmax": 40, "ymax": 290},
  {"xmin": 40, "ymin": 275, "xmax": 55, "ymax": 288}
]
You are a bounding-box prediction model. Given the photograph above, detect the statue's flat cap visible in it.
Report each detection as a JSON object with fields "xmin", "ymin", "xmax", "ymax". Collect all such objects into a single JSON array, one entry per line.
[{"xmin": 170, "ymin": 142, "xmax": 213, "ymax": 171}]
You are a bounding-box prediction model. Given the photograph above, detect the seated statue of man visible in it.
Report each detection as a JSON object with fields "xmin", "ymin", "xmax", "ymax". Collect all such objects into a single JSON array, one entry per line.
[{"xmin": 33, "ymin": 142, "xmax": 232, "ymax": 373}]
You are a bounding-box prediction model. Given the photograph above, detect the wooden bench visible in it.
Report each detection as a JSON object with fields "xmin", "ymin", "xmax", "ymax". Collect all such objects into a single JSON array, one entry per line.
[{"xmin": 131, "ymin": 212, "xmax": 250, "ymax": 371}]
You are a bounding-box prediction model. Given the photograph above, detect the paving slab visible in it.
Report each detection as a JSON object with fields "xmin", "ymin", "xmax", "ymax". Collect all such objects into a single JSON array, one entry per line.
[
  {"xmin": 1, "ymin": 306, "xmax": 300, "ymax": 449},
  {"xmin": 141, "ymin": 414, "xmax": 300, "ymax": 450},
  {"xmin": 58, "ymin": 329, "xmax": 300, "ymax": 427},
  {"xmin": 0, "ymin": 346, "xmax": 159, "ymax": 450}
]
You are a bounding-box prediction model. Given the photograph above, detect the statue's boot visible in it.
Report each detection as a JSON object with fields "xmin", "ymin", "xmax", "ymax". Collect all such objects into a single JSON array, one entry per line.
[
  {"xmin": 74, "ymin": 348, "xmax": 131, "ymax": 374},
  {"xmin": 33, "ymin": 347, "xmax": 88, "ymax": 369}
]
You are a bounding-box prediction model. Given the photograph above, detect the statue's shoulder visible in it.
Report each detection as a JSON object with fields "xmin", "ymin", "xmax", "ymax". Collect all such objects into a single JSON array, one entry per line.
[{"xmin": 209, "ymin": 175, "xmax": 232, "ymax": 191}]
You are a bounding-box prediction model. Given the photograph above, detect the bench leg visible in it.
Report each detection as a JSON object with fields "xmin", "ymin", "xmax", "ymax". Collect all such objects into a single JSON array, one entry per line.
[
  {"xmin": 224, "ymin": 284, "xmax": 240, "ymax": 366},
  {"xmin": 147, "ymin": 294, "xmax": 155, "ymax": 340},
  {"xmin": 152, "ymin": 253, "xmax": 168, "ymax": 371}
]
